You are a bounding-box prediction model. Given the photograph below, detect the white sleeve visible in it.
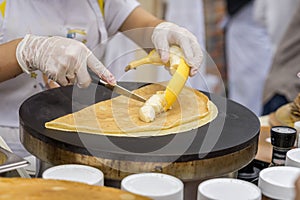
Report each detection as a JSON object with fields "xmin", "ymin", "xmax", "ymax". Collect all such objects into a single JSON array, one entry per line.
[{"xmin": 104, "ymin": 0, "xmax": 140, "ymax": 37}]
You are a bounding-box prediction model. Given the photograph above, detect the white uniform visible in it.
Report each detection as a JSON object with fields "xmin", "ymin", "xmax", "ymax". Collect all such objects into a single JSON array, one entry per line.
[
  {"xmin": 0, "ymin": 0, "xmax": 139, "ymax": 157},
  {"xmin": 226, "ymin": 2, "xmax": 272, "ymax": 116}
]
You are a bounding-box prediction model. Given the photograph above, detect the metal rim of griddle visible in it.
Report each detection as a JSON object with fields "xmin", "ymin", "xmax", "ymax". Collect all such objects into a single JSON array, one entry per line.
[{"xmin": 19, "ymin": 82, "xmax": 260, "ymax": 163}]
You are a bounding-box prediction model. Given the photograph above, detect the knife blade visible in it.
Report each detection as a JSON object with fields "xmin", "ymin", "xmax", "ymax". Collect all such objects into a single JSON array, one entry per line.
[{"xmin": 99, "ymin": 79, "xmax": 146, "ymax": 103}]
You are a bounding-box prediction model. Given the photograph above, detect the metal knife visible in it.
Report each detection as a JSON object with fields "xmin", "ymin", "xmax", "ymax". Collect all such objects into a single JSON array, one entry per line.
[{"xmin": 99, "ymin": 79, "xmax": 146, "ymax": 103}]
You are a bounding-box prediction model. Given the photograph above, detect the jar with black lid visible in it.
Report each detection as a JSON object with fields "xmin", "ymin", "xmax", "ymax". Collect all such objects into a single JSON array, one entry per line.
[{"xmin": 270, "ymin": 126, "xmax": 297, "ymax": 166}]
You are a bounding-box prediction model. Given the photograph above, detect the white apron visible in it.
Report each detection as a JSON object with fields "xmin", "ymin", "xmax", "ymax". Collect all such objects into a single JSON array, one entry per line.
[{"xmin": 226, "ymin": 2, "xmax": 272, "ymax": 116}]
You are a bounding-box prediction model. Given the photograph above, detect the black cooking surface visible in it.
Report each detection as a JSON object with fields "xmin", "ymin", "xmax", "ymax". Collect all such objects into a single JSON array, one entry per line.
[{"xmin": 19, "ymin": 82, "xmax": 260, "ymax": 162}]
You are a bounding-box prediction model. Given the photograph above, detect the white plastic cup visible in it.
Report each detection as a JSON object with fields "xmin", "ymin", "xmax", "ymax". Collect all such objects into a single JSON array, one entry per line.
[
  {"xmin": 121, "ymin": 173, "xmax": 183, "ymax": 200},
  {"xmin": 197, "ymin": 178, "xmax": 261, "ymax": 200},
  {"xmin": 258, "ymin": 166, "xmax": 300, "ymax": 200},
  {"xmin": 286, "ymin": 148, "xmax": 300, "ymax": 168},
  {"xmin": 42, "ymin": 164, "xmax": 104, "ymax": 186}
]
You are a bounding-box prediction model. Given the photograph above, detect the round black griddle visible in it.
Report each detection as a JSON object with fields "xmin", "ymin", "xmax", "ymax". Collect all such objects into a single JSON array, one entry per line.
[{"xmin": 19, "ymin": 82, "xmax": 260, "ymax": 182}]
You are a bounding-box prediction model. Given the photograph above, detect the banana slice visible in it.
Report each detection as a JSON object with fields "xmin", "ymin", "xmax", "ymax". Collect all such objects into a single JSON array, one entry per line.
[{"xmin": 139, "ymin": 91, "xmax": 166, "ymax": 122}]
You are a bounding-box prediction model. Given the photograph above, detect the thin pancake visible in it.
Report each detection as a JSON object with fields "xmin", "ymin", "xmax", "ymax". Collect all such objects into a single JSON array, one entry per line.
[
  {"xmin": 0, "ymin": 178, "xmax": 150, "ymax": 200},
  {"xmin": 45, "ymin": 83, "xmax": 218, "ymax": 137}
]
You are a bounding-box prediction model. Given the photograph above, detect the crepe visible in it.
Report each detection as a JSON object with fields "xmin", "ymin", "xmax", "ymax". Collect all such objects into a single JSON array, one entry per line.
[
  {"xmin": 0, "ymin": 178, "xmax": 150, "ymax": 200},
  {"xmin": 291, "ymin": 93, "xmax": 300, "ymax": 122},
  {"xmin": 45, "ymin": 83, "xmax": 218, "ymax": 137}
]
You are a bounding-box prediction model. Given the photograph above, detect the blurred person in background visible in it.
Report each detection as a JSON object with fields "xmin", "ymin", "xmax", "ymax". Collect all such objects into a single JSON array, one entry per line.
[
  {"xmin": 225, "ymin": 0, "xmax": 272, "ymax": 116},
  {"xmin": 260, "ymin": 0, "xmax": 300, "ymax": 115},
  {"xmin": 254, "ymin": 0, "xmax": 299, "ymax": 53},
  {"xmin": 0, "ymin": 0, "xmax": 203, "ymax": 157}
]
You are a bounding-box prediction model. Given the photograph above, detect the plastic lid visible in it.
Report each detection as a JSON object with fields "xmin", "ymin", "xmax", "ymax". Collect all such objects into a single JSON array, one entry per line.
[
  {"xmin": 42, "ymin": 164, "xmax": 104, "ymax": 186},
  {"xmin": 258, "ymin": 166, "xmax": 300, "ymax": 200},
  {"xmin": 271, "ymin": 126, "xmax": 296, "ymax": 148},
  {"xmin": 294, "ymin": 121, "xmax": 300, "ymax": 131},
  {"xmin": 121, "ymin": 173, "xmax": 183, "ymax": 199},
  {"xmin": 286, "ymin": 148, "xmax": 300, "ymax": 168},
  {"xmin": 198, "ymin": 178, "xmax": 261, "ymax": 200}
]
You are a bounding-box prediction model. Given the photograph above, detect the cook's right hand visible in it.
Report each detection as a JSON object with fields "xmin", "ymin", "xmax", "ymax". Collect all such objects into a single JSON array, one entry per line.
[
  {"xmin": 16, "ymin": 34, "xmax": 116, "ymax": 88},
  {"xmin": 151, "ymin": 22, "xmax": 203, "ymax": 76}
]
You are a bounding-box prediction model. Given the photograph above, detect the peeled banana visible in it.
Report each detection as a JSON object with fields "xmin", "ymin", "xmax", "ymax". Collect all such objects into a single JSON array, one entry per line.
[{"xmin": 125, "ymin": 46, "xmax": 190, "ymax": 111}]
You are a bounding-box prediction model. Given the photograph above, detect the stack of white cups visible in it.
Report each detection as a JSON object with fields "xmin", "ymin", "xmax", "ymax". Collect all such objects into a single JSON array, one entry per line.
[
  {"xmin": 258, "ymin": 166, "xmax": 300, "ymax": 199},
  {"xmin": 286, "ymin": 148, "xmax": 300, "ymax": 168},
  {"xmin": 121, "ymin": 173, "xmax": 184, "ymax": 200},
  {"xmin": 42, "ymin": 164, "xmax": 104, "ymax": 186},
  {"xmin": 197, "ymin": 178, "xmax": 261, "ymax": 200}
]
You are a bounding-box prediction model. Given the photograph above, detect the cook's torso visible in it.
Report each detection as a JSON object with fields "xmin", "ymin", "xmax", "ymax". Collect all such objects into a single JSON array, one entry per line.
[{"xmin": 0, "ymin": 0, "xmax": 105, "ymax": 127}]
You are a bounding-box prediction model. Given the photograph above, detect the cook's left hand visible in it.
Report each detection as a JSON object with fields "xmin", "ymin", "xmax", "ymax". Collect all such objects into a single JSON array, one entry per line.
[{"xmin": 151, "ymin": 22, "xmax": 203, "ymax": 76}]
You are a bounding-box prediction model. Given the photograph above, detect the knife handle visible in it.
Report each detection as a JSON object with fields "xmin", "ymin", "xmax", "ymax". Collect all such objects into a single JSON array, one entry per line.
[{"xmin": 98, "ymin": 79, "xmax": 114, "ymax": 90}]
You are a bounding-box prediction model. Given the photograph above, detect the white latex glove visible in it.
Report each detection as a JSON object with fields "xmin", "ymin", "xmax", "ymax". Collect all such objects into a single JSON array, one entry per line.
[
  {"xmin": 16, "ymin": 34, "xmax": 116, "ymax": 88},
  {"xmin": 152, "ymin": 22, "xmax": 203, "ymax": 76}
]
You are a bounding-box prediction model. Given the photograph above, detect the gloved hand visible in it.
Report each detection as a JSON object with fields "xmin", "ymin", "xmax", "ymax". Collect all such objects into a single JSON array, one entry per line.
[
  {"xmin": 16, "ymin": 34, "xmax": 116, "ymax": 88},
  {"xmin": 152, "ymin": 22, "xmax": 203, "ymax": 76}
]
